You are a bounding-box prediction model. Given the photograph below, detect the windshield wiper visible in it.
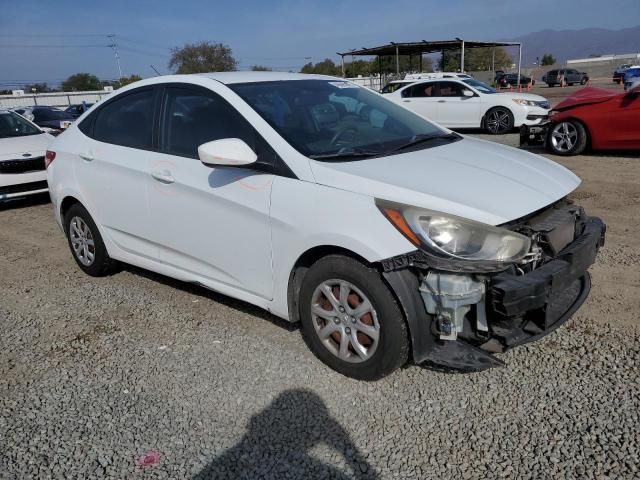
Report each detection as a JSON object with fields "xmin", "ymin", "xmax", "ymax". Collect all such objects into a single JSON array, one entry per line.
[
  {"xmin": 309, "ymin": 148, "xmax": 380, "ymax": 161},
  {"xmin": 388, "ymin": 132, "xmax": 460, "ymax": 153}
]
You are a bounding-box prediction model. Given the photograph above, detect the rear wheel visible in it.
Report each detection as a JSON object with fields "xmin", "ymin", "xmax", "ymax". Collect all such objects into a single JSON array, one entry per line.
[
  {"xmin": 64, "ymin": 203, "xmax": 115, "ymax": 276},
  {"xmin": 484, "ymin": 107, "xmax": 514, "ymax": 135},
  {"xmin": 548, "ymin": 120, "xmax": 588, "ymax": 156},
  {"xmin": 299, "ymin": 255, "xmax": 409, "ymax": 380},
  {"xmin": 580, "ymin": 77, "xmax": 588, "ymax": 85}
]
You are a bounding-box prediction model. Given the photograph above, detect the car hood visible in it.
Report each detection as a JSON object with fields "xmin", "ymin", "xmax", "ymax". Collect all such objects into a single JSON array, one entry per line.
[
  {"xmin": 310, "ymin": 136, "xmax": 580, "ymax": 225},
  {"xmin": 554, "ymin": 87, "xmax": 621, "ymax": 111},
  {"xmin": 0, "ymin": 132, "xmax": 52, "ymax": 160}
]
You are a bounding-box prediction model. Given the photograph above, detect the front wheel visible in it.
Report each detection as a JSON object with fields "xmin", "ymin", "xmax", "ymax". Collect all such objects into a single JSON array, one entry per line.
[
  {"xmin": 484, "ymin": 107, "xmax": 514, "ymax": 135},
  {"xmin": 299, "ymin": 255, "xmax": 409, "ymax": 380},
  {"xmin": 548, "ymin": 120, "xmax": 588, "ymax": 156},
  {"xmin": 580, "ymin": 77, "xmax": 588, "ymax": 85}
]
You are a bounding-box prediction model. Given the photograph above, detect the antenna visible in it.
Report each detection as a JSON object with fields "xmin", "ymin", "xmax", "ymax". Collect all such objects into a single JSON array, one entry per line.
[
  {"xmin": 107, "ymin": 34, "xmax": 123, "ymax": 79},
  {"xmin": 150, "ymin": 64, "xmax": 161, "ymax": 75}
]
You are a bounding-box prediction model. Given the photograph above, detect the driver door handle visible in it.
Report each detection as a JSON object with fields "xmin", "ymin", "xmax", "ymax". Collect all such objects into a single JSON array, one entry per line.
[
  {"xmin": 151, "ymin": 170, "xmax": 175, "ymax": 184},
  {"xmin": 438, "ymin": 100, "xmax": 446, "ymax": 103},
  {"xmin": 79, "ymin": 152, "xmax": 94, "ymax": 162}
]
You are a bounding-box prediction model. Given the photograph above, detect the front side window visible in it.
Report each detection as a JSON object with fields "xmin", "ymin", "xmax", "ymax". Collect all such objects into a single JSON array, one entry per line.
[
  {"xmin": 33, "ymin": 108, "xmax": 72, "ymax": 122},
  {"xmin": 403, "ymin": 82, "xmax": 436, "ymax": 98},
  {"xmin": 231, "ymin": 79, "xmax": 451, "ymax": 159},
  {"xmin": 93, "ymin": 89, "xmax": 154, "ymax": 149},
  {"xmin": 0, "ymin": 111, "xmax": 42, "ymax": 138},
  {"xmin": 160, "ymin": 87, "xmax": 256, "ymax": 159},
  {"xmin": 436, "ymin": 82, "xmax": 466, "ymax": 97},
  {"xmin": 381, "ymin": 82, "xmax": 413, "ymax": 94}
]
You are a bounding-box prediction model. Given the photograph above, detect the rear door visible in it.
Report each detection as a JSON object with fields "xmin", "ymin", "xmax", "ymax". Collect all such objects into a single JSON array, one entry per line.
[
  {"xmin": 74, "ymin": 87, "xmax": 158, "ymax": 257},
  {"xmin": 434, "ymin": 81, "xmax": 481, "ymax": 127},
  {"xmin": 399, "ymin": 82, "xmax": 439, "ymax": 121}
]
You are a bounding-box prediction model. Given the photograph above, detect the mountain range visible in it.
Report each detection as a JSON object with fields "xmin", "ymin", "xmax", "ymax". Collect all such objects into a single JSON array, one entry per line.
[{"xmin": 507, "ymin": 25, "xmax": 640, "ymax": 64}]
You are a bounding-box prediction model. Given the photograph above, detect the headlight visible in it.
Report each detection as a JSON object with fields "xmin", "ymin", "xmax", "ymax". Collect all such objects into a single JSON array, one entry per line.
[
  {"xmin": 513, "ymin": 99, "xmax": 550, "ymax": 109},
  {"xmin": 377, "ymin": 200, "xmax": 531, "ymax": 268}
]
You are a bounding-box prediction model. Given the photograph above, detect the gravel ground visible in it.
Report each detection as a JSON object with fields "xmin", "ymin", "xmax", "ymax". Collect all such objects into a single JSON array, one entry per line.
[{"xmin": 1, "ymin": 136, "xmax": 639, "ymax": 479}]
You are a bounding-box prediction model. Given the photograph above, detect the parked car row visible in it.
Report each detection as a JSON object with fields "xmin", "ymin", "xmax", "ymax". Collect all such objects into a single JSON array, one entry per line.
[
  {"xmin": 10, "ymin": 102, "xmax": 93, "ymax": 135},
  {"xmin": 542, "ymin": 69, "xmax": 589, "ymax": 87},
  {"xmin": 613, "ymin": 64, "xmax": 640, "ymax": 84}
]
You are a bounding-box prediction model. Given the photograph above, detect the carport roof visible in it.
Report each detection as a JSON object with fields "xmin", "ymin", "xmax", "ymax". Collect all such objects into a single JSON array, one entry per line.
[{"xmin": 338, "ymin": 40, "xmax": 521, "ymax": 57}]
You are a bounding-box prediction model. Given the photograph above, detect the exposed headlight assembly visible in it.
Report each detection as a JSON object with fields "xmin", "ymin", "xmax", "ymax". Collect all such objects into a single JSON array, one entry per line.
[{"xmin": 377, "ymin": 200, "xmax": 531, "ymax": 271}]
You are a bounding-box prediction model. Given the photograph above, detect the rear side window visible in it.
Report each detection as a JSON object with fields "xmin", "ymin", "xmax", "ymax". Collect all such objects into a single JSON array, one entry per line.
[
  {"xmin": 160, "ymin": 87, "xmax": 257, "ymax": 159},
  {"xmin": 93, "ymin": 89, "xmax": 155, "ymax": 149}
]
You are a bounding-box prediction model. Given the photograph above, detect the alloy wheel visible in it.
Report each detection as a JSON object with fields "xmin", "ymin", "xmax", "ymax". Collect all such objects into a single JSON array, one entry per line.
[
  {"xmin": 69, "ymin": 216, "xmax": 96, "ymax": 266},
  {"xmin": 550, "ymin": 122, "xmax": 578, "ymax": 153},
  {"xmin": 486, "ymin": 109, "xmax": 511, "ymax": 134},
  {"xmin": 310, "ymin": 279, "xmax": 380, "ymax": 363}
]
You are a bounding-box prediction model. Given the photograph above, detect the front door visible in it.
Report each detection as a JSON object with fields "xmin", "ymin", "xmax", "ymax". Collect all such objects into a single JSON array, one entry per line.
[
  {"xmin": 146, "ymin": 85, "xmax": 275, "ymax": 299},
  {"xmin": 434, "ymin": 81, "xmax": 481, "ymax": 128}
]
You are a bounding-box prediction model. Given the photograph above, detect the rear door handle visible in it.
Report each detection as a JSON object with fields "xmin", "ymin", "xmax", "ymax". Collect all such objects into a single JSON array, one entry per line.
[
  {"xmin": 151, "ymin": 170, "xmax": 175, "ymax": 184},
  {"xmin": 79, "ymin": 152, "xmax": 94, "ymax": 162},
  {"xmin": 402, "ymin": 99, "xmax": 411, "ymax": 102},
  {"xmin": 437, "ymin": 100, "xmax": 446, "ymax": 103}
]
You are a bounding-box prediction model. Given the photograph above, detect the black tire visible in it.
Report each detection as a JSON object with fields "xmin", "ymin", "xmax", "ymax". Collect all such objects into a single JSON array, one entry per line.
[
  {"xmin": 580, "ymin": 77, "xmax": 588, "ymax": 85},
  {"xmin": 547, "ymin": 119, "xmax": 588, "ymax": 156},
  {"xmin": 63, "ymin": 203, "xmax": 116, "ymax": 276},
  {"xmin": 484, "ymin": 107, "xmax": 514, "ymax": 135},
  {"xmin": 299, "ymin": 255, "xmax": 409, "ymax": 380}
]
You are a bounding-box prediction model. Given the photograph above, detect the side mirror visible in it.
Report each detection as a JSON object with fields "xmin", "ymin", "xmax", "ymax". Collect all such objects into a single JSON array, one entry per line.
[
  {"xmin": 198, "ymin": 138, "xmax": 257, "ymax": 167},
  {"xmin": 462, "ymin": 89, "xmax": 474, "ymax": 97}
]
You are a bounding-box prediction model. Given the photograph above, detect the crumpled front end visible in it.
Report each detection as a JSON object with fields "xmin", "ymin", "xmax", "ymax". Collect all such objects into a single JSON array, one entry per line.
[{"xmin": 382, "ymin": 200, "xmax": 606, "ymax": 371}]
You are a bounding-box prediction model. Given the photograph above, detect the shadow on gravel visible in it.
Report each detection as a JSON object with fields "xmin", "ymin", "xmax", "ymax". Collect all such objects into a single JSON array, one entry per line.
[
  {"xmin": 121, "ymin": 264, "xmax": 298, "ymax": 332},
  {"xmin": 0, "ymin": 192, "xmax": 50, "ymax": 211},
  {"xmin": 193, "ymin": 389, "xmax": 377, "ymax": 480}
]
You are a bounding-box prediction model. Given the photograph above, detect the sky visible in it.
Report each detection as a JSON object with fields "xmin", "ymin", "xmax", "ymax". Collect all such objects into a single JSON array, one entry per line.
[{"xmin": 1, "ymin": 0, "xmax": 639, "ymax": 88}]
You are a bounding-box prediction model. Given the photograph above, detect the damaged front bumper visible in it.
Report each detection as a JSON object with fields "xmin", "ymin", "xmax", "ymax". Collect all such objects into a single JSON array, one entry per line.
[
  {"xmin": 382, "ymin": 213, "xmax": 606, "ymax": 371},
  {"xmin": 520, "ymin": 122, "xmax": 550, "ymax": 147}
]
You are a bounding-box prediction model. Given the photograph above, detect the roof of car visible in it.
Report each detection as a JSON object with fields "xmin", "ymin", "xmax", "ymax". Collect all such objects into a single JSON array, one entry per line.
[{"xmin": 193, "ymin": 71, "xmax": 339, "ymax": 84}]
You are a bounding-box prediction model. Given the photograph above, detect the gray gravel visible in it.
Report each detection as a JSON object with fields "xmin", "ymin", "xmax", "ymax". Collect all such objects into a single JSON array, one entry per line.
[{"xmin": 1, "ymin": 146, "xmax": 640, "ymax": 479}]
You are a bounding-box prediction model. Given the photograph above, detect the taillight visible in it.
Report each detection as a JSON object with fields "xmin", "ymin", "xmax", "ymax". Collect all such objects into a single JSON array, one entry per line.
[{"xmin": 45, "ymin": 150, "xmax": 56, "ymax": 169}]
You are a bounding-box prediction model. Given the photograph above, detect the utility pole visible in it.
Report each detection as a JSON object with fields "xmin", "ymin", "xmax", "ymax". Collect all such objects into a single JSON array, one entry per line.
[{"xmin": 107, "ymin": 34, "xmax": 123, "ymax": 80}]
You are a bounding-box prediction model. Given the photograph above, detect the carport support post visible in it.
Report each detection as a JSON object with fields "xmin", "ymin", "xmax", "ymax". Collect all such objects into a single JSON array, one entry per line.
[
  {"xmin": 419, "ymin": 53, "xmax": 423, "ymax": 72},
  {"xmin": 460, "ymin": 40, "xmax": 465, "ymax": 72},
  {"xmin": 341, "ymin": 55, "xmax": 345, "ymax": 78},
  {"xmin": 395, "ymin": 45, "xmax": 400, "ymax": 76},
  {"xmin": 517, "ymin": 43, "xmax": 522, "ymax": 90}
]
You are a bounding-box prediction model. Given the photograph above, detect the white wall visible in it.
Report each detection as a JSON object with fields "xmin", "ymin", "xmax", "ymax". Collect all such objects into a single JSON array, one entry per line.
[{"xmin": 0, "ymin": 90, "xmax": 111, "ymax": 109}]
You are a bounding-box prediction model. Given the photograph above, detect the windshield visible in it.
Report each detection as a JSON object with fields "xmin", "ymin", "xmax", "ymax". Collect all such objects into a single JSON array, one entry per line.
[
  {"xmin": 230, "ymin": 80, "xmax": 450, "ymax": 159},
  {"xmin": 462, "ymin": 79, "xmax": 497, "ymax": 94},
  {"xmin": 0, "ymin": 111, "xmax": 42, "ymax": 138},
  {"xmin": 381, "ymin": 82, "xmax": 413, "ymax": 94}
]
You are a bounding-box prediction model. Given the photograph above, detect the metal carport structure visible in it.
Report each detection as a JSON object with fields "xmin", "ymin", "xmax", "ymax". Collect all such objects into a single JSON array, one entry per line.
[{"xmin": 337, "ymin": 39, "xmax": 523, "ymax": 87}]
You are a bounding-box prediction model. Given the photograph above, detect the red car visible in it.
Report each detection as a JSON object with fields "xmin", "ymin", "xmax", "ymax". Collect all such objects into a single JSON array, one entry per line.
[{"xmin": 520, "ymin": 85, "xmax": 640, "ymax": 155}]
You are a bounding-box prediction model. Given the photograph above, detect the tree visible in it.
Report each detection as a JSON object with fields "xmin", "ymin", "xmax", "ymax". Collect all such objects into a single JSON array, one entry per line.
[
  {"xmin": 116, "ymin": 74, "xmax": 142, "ymax": 88},
  {"xmin": 169, "ymin": 41, "xmax": 237, "ymax": 74},
  {"xmin": 61, "ymin": 73, "xmax": 102, "ymax": 92},
  {"xmin": 251, "ymin": 65, "xmax": 272, "ymax": 71},
  {"xmin": 439, "ymin": 47, "xmax": 512, "ymax": 72},
  {"xmin": 541, "ymin": 54, "xmax": 556, "ymax": 66},
  {"xmin": 25, "ymin": 82, "xmax": 51, "ymax": 93},
  {"xmin": 300, "ymin": 58, "xmax": 341, "ymax": 75}
]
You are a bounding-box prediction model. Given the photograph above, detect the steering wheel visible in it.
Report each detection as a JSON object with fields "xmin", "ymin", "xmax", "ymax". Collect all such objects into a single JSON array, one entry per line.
[{"xmin": 330, "ymin": 126, "xmax": 359, "ymax": 147}]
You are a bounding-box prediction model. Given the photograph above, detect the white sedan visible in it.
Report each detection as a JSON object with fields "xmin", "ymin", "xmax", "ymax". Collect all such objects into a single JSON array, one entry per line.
[
  {"xmin": 385, "ymin": 78, "xmax": 550, "ymax": 134},
  {"xmin": 47, "ymin": 72, "xmax": 603, "ymax": 379},
  {"xmin": 0, "ymin": 110, "xmax": 53, "ymax": 200}
]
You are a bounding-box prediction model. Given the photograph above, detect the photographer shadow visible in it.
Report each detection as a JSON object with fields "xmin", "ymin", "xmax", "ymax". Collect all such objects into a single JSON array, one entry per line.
[{"xmin": 193, "ymin": 388, "xmax": 377, "ymax": 480}]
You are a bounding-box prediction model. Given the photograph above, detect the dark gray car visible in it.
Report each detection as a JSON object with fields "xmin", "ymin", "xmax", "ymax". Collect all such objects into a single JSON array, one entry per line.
[{"xmin": 545, "ymin": 69, "xmax": 589, "ymax": 87}]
